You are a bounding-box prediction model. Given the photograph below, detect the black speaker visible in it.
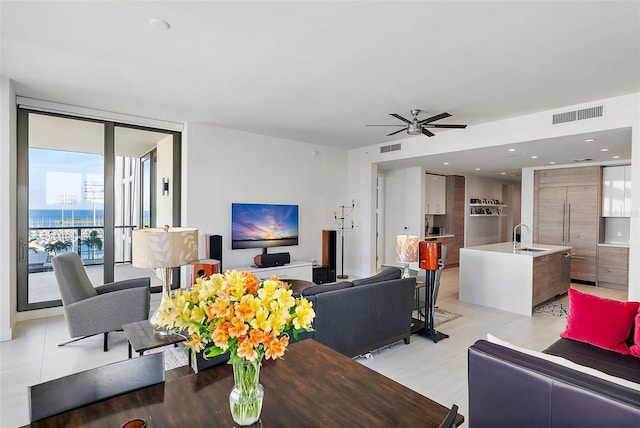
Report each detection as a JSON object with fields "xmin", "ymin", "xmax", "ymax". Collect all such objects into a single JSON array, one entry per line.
[
  {"xmin": 322, "ymin": 230, "xmax": 337, "ymax": 282},
  {"xmin": 208, "ymin": 235, "xmax": 223, "ymax": 271},
  {"xmin": 254, "ymin": 252, "xmax": 291, "ymax": 268}
]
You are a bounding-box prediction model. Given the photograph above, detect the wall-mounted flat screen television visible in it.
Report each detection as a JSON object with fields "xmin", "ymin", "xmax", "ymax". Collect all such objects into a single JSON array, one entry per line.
[{"xmin": 231, "ymin": 203, "xmax": 299, "ymax": 251}]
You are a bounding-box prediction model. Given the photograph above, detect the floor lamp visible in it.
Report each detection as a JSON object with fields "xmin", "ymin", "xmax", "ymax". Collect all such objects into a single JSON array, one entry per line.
[
  {"xmin": 132, "ymin": 225, "xmax": 199, "ymax": 335},
  {"xmin": 334, "ymin": 201, "xmax": 355, "ymax": 279}
]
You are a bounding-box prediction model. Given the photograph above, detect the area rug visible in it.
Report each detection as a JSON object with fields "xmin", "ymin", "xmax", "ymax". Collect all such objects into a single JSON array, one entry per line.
[
  {"xmin": 534, "ymin": 301, "xmax": 568, "ymax": 318},
  {"xmin": 433, "ymin": 308, "xmax": 463, "ymax": 326},
  {"xmin": 146, "ymin": 345, "xmax": 189, "ymax": 371}
]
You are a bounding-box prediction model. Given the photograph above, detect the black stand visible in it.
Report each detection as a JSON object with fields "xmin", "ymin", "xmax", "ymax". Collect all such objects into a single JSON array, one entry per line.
[
  {"xmin": 334, "ymin": 202, "xmax": 354, "ymax": 279},
  {"xmin": 419, "ymin": 269, "xmax": 449, "ymax": 343}
]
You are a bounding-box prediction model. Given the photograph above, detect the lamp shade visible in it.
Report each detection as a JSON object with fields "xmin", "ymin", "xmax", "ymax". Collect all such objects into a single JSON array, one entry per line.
[
  {"xmin": 396, "ymin": 235, "xmax": 419, "ymax": 263},
  {"xmin": 132, "ymin": 226, "xmax": 199, "ymax": 269}
]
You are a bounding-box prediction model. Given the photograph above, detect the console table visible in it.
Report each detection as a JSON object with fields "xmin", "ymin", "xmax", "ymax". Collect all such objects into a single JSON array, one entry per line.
[{"xmin": 233, "ymin": 260, "xmax": 313, "ymax": 281}]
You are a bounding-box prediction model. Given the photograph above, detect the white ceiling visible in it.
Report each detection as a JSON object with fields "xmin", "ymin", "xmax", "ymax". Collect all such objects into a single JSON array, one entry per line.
[{"xmin": 2, "ymin": 1, "xmax": 638, "ymax": 177}]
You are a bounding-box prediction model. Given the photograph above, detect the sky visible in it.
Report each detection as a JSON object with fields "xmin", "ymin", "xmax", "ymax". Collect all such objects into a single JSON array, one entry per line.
[{"xmin": 29, "ymin": 148, "xmax": 104, "ymax": 211}]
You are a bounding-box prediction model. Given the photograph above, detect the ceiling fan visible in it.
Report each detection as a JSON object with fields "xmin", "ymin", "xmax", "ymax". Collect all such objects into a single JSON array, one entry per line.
[{"xmin": 367, "ymin": 109, "xmax": 467, "ymax": 137}]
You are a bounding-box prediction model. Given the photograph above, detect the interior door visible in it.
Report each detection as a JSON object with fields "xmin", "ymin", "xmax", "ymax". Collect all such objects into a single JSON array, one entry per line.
[{"xmin": 536, "ymin": 186, "xmax": 567, "ymax": 246}]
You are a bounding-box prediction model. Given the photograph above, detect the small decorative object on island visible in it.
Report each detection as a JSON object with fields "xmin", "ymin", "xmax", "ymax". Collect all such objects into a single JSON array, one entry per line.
[
  {"xmin": 396, "ymin": 235, "xmax": 419, "ymax": 278},
  {"xmin": 132, "ymin": 225, "xmax": 199, "ymax": 335},
  {"xmin": 156, "ymin": 270, "xmax": 316, "ymax": 426}
]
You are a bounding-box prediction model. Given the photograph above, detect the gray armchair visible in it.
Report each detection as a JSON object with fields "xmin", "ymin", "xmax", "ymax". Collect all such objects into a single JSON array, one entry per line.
[{"xmin": 52, "ymin": 252, "xmax": 151, "ymax": 352}]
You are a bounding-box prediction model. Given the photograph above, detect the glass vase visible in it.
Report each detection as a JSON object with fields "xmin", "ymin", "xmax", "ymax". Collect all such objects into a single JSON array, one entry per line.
[{"xmin": 229, "ymin": 358, "xmax": 264, "ymax": 426}]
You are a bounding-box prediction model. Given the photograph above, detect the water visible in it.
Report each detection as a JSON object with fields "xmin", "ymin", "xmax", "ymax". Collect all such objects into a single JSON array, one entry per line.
[{"xmin": 29, "ymin": 209, "xmax": 104, "ymax": 227}]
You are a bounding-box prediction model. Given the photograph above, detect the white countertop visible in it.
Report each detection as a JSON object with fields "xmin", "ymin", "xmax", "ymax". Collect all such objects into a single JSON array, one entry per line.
[
  {"xmin": 598, "ymin": 242, "xmax": 630, "ymax": 248},
  {"xmin": 424, "ymin": 234, "xmax": 455, "ymax": 239},
  {"xmin": 464, "ymin": 242, "xmax": 572, "ymax": 256}
]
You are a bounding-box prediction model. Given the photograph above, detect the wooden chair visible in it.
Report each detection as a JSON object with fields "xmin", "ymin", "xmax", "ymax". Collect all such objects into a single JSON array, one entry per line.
[
  {"xmin": 438, "ymin": 404, "xmax": 459, "ymax": 428},
  {"xmin": 28, "ymin": 352, "xmax": 164, "ymax": 422}
]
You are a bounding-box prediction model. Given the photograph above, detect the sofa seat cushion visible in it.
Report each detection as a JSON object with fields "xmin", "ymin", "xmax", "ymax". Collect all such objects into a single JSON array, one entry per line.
[
  {"xmin": 351, "ymin": 266, "xmax": 401, "ymax": 287},
  {"xmin": 300, "ymin": 281, "xmax": 352, "ymax": 296},
  {"xmin": 560, "ymin": 288, "xmax": 639, "ymax": 354},
  {"xmin": 544, "ymin": 337, "xmax": 640, "ymax": 384}
]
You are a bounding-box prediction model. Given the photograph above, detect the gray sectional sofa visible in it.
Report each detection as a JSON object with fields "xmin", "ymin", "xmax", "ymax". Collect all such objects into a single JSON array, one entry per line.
[
  {"xmin": 294, "ymin": 266, "xmax": 416, "ymax": 357},
  {"xmin": 190, "ymin": 266, "xmax": 415, "ymax": 371}
]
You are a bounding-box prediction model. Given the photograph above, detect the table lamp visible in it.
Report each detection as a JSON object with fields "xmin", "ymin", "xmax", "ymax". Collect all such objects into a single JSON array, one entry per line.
[
  {"xmin": 396, "ymin": 235, "xmax": 419, "ymax": 278},
  {"xmin": 132, "ymin": 225, "xmax": 199, "ymax": 335}
]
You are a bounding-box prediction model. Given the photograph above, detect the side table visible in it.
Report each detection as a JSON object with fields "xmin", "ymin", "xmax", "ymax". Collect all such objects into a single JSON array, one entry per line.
[{"xmin": 122, "ymin": 320, "xmax": 192, "ymax": 368}]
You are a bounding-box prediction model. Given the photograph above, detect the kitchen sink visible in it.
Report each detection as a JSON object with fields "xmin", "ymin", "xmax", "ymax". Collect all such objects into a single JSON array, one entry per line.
[{"xmin": 519, "ymin": 247, "xmax": 548, "ymax": 253}]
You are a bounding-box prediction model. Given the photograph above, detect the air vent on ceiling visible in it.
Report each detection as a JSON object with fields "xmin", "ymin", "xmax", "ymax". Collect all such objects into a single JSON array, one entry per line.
[
  {"xmin": 552, "ymin": 105, "xmax": 603, "ymax": 124},
  {"xmin": 380, "ymin": 143, "xmax": 402, "ymax": 153},
  {"xmin": 573, "ymin": 158, "xmax": 593, "ymax": 163}
]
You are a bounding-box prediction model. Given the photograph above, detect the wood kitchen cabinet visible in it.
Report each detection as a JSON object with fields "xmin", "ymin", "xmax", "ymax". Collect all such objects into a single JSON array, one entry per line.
[
  {"xmin": 597, "ymin": 245, "xmax": 629, "ymax": 288},
  {"xmin": 425, "ymin": 173, "xmax": 446, "ymax": 214},
  {"xmin": 534, "ymin": 166, "xmax": 601, "ymax": 283},
  {"xmin": 532, "ymin": 252, "xmax": 571, "ymax": 307},
  {"xmin": 435, "ymin": 175, "xmax": 465, "ymax": 267}
]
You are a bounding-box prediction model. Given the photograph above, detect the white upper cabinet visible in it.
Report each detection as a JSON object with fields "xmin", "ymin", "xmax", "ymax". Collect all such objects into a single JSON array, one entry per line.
[
  {"xmin": 425, "ymin": 174, "xmax": 446, "ymax": 214},
  {"xmin": 602, "ymin": 165, "xmax": 632, "ymax": 217}
]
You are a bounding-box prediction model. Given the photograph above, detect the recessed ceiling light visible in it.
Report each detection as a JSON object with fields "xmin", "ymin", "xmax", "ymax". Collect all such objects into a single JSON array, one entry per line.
[
  {"xmin": 612, "ymin": 155, "xmax": 620, "ymax": 159},
  {"xmin": 443, "ymin": 162, "xmax": 449, "ymax": 165},
  {"xmin": 475, "ymin": 168, "xmax": 481, "ymax": 171},
  {"xmin": 500, "ymin": 172, "xmax": 506, "ymax": 175},
  {"xmin": 584, "ymin": 138, "xmax": 595, "ymax": 142},
  {"xmin": 508, "ymin": 148, "xmax": 516, "ymax": 152},
  {"xmin": 531, "ymin": 155, "xmax": 538, "ymax": 159},
  {"xmin": 149, "ymin": 18, "xmax": 170, "ymax": 30},
  {"xmin": 601, "ymin": 148, "xmax": 610, "ymax": 152},
  {"xmin": 549, "ymin": 161, "xmax": 556, "ymax": 164}
]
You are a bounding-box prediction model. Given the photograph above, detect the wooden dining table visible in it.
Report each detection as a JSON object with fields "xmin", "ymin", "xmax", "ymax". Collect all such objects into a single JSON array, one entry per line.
[{"xmin": 27, "ymin": 339, "xmax": 463, "ymax": 427}]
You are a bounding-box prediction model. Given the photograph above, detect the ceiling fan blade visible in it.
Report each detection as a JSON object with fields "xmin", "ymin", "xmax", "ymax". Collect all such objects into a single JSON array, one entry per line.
[
  {"xmin": 418, "ymin": 112, "xmax": 451, "ymax": 124},
  {"xmin": 389, "ymin": 113, "xmax": 412, "ymax": 124},
  {"xmin": 423, "ymin": 124, "xmax": 468, "ymax": 129},
  {"xmin": 365, "ymin": 124, "xmax": 406, "ymax": 127},
  {"xmin": 387, "ymin": 127, "xmax": 408, "ymax": 136},
  {"xmin": 421, "ymin": 128, "xmax": 435, "ymax": 137}
]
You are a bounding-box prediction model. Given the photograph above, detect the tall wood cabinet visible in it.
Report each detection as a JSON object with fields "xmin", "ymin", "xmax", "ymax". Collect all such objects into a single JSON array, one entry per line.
[
  {"xmin": 534, "ymin": 166, "xmax": 601, "ymax": 283},
  {"xmin": 437, "ymin": 175, "xmax": 465, "ymax": 267}
]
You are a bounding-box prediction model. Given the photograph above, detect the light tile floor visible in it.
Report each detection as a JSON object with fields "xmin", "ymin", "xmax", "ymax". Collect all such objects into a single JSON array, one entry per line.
[{"xmin": 0, "ymin": 269, "xmax": 627, "ymax": 427}]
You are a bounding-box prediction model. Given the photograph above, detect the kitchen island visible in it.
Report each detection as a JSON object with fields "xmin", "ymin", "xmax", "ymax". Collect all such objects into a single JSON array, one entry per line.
[{"xmin": 459, "ymin": 242, "xmax": 572, "ymax": 316}]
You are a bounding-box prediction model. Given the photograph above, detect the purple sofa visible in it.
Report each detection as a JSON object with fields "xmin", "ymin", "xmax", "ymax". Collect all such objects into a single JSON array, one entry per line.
[{"xmin": 468, "ymin": 339, "xmax": 640, "ymax": 427}]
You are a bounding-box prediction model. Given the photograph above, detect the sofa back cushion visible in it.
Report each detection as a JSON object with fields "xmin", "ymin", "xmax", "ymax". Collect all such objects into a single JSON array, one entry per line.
[
  {"xmin": 300, "ymin": 281, "xmax": 352, "ymax": 297},
  {"xmin": 351, "ymin": 266, "xmax": 401, "ymax": 287},
  {"xmin": 560, "ymin": 288, "xmax": 639, "ymax": 355}
]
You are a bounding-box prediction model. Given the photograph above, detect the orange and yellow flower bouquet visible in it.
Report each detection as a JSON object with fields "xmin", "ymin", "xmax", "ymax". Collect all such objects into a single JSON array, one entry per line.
[
  {"xmin": 157, "ymin": 269, "xmax": 315, "ymax": 425},
  {"xmin": 156, "ymin": 269, "xmax": 315, "ymax": 363}
]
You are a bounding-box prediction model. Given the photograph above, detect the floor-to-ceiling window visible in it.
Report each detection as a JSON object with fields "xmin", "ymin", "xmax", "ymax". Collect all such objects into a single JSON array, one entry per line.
[{"xmin": 17, "ymin": 109, "xmax": 180, "ymax": 311}]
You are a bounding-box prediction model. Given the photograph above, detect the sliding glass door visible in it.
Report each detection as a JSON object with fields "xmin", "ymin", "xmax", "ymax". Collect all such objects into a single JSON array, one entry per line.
[{"xmin": 17, "ymin": 109, "xmax": 179, "ymax": 311}]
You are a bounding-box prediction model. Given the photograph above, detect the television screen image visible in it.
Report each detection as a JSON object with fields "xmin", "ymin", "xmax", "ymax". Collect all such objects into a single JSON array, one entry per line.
[{"xmin": 231, "ymin": 203, "xmax": 299, "ymax": 250}]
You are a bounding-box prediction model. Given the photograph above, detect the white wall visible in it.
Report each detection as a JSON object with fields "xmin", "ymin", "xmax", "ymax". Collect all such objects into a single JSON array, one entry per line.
[
  {"xmin": 182, "ymin": 122, "xmax": 349, "ymax": 271},
  {"xmin": 348, "ymin": 93, "xmax": 640, "ymax": 301},
  {"xmin": 0, "ymin": 78, "xmax": 17, "ymax": 340},
  {"xmin": 382, "ymin": 167, "xmax": 422, "ymax": 268}
]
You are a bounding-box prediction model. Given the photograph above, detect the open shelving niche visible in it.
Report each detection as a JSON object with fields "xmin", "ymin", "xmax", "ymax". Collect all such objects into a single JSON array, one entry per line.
[{"xmin": 469, "ymin": 201, "xmax": 507, "ymax": 217}]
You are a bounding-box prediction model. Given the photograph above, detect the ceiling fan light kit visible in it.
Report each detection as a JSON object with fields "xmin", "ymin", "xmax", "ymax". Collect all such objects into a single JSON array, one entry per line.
[{"xmin": 367, "ymin": 109, "xmax": 467, "ymax": 138}]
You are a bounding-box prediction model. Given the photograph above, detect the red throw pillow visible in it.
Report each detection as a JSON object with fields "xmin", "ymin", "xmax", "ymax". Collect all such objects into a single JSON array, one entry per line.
[
  {"xmin": 629, "ymin": 311, "xmax": 640, "ymax": 358},
  {"xmin": 560, "ymin": 288, "xmax": 639, "ymax": 355}
]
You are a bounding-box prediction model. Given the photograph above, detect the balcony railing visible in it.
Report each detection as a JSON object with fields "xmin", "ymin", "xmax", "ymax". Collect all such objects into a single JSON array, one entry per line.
[{"xmin": 28, "ymin": 225, "xmax": 136, "ymax": 273}]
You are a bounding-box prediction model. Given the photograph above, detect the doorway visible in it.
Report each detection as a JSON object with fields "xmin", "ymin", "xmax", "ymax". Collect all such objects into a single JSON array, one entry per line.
[{"xmin": 16, "ymin": 109, "xmax": 180, "ymax": 311}]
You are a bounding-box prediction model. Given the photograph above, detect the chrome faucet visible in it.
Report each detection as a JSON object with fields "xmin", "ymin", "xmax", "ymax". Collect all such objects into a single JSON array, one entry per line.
[{"xmin": 513, "ymin": 223, "xmax": 531, "ymax": 249}]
